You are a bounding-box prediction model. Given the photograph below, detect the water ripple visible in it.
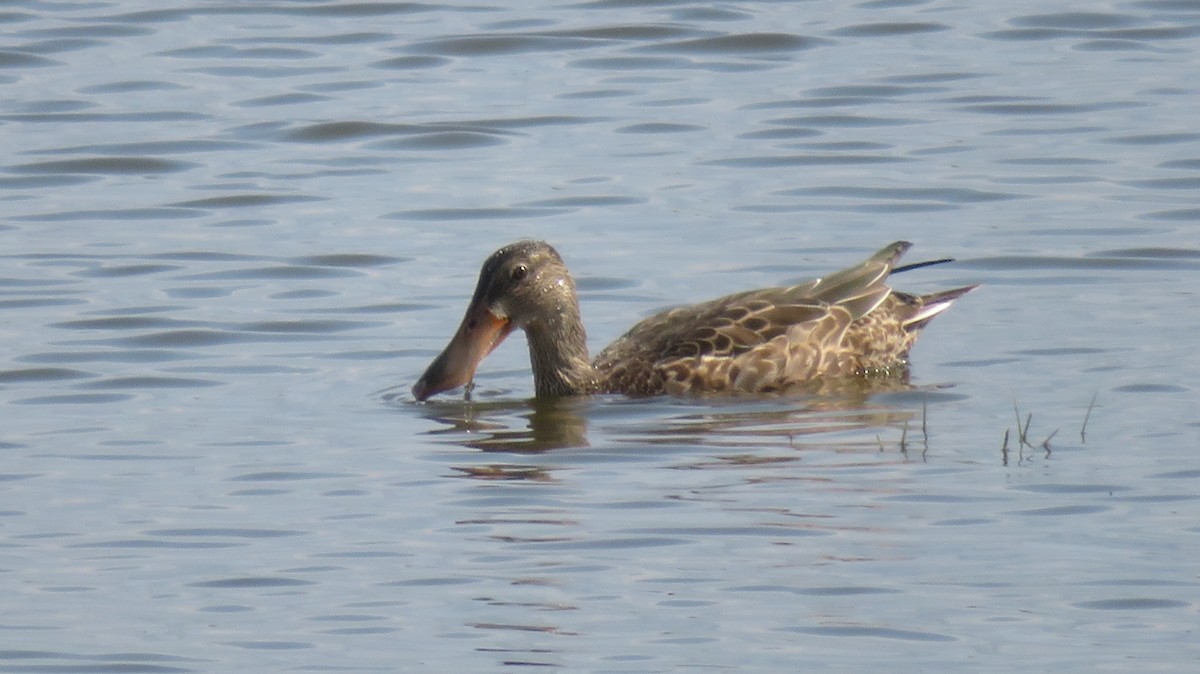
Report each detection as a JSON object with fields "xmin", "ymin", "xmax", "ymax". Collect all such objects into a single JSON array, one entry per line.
[
  {"xmin": 167, "ymin": 194, "xmax": 326, "ymax": 209},
  {"xmin": 787, "ymin": 625, "xmax": 957, "ymax": 642},
  {"xmin": 9, "ymin": 157, "xmax": 198, "ymax": 175},
  {"xmin": 74, "ymin": 264, "xmax": 183, "ymax": 278},
  {"xmin": 0, "ymin": 51, "xmax": 60, "ymax": 67},
  {"xmin": 778, "ymin": 185, "xmax": 1024, "ymax": 204},
  {"xmin": 632, "ymin": 32, "xmax": 828, "ymax": 55},
  {"xmin": 13, "ymin": 393, "xmax": 133, "ymax": 405},
  {"xmin": 832, "ymin": 22, "xmax": 949, "ymax": 37},
  {"xmin": 0, "ymin": 650, "xmax": 200, "ymax": 674},
  {"xmin": 406, "ymin": 34, "xmax": 613, "ymax": 56},
  {"xmin": 958, "ymin": 101, "xmax": 1144, "ymax": 115},
  {"xmin": 284, "ymin": 121, "xmax": 431, "ymax": 142},
  {"xmin": 704, "ymin": 154, "xmax": 908, "ymax": 168},
  {"xmin": 76, "ymin": 376, "xmax": 222, "ymax": 389},
  {"xmin": 30, "ymin": 139, "xmax": 253, "ymax": 155},
  {"xmin": 239, "ymin": 319, "xmax": 380, "ymax": 333},
  {"xmin": 290, "ymin": 253, "xmax": 406, "ymax": 267},
  {"xmin": 386, "ymin": 207, "xmax": 572, "ymax": 220},
  {"xmin": 14, "ymin": 207, "xmax": 205, "ymax": 221},
  {"xmin": 372, "ymin": 131, "xmax": 511, "ymax": 151},
  {"xmin": 52, "ymin": 316, "xmax": 195, "ymax": 331},
  {"xmin": 958, "ymin": 254, "xmax": 1200, "ymax": 272},
  {"xmin": 0, "ymin": 367, "xmax": 92, "ymax": 383},
  {"xmin": 2, "ymin": 111, "xmax": 209, "ymax": 123},
  {"xmin": 176, "ymin": 265, "xmax": 359, "ymax": 280},
  {"xmin": 146, "ymin": 528, "xmax": 305, "ymax": 538},
  {"xmin": 1075, "ymin": 598, "xmax": 1190, "ymax": 610},
  {"xmin": 190, "ymin": 577, "xmax": 315, "ymax": 588}
]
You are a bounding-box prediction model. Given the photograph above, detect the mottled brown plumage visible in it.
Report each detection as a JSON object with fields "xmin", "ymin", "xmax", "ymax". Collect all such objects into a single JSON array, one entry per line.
[{"xmin": 412, "ymin": 240, "xmax": 975, "ymax": 400}]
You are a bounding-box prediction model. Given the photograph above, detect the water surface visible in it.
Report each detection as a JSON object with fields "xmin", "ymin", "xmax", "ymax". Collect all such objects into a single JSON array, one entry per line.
[{"xmin": 2, "ymin": 1, "xmax": 1198, "ymax": 671}]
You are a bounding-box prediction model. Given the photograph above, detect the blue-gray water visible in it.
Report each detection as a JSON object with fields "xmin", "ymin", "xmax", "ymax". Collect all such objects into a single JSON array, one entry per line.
[{"xmin": 3, "ymin": 1, "xmax": 1198, "ymax": 672}]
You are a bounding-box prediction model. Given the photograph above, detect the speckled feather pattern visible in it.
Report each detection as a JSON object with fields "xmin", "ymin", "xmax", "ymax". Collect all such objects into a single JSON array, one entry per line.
[{"xmin": 588, "ymin": 242, "xmax": 975, "ymax": 395}]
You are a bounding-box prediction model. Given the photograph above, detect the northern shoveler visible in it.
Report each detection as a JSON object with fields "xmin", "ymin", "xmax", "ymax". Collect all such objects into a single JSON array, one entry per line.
[{"xmin": 412, "ymin": 240, "xmax": 975, "ymax": 400}]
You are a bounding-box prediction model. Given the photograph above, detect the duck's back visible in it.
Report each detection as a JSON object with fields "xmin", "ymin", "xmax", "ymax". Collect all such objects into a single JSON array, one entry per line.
[{"xmin": 591, "ymin": 242, "xmax": 922, "ymax": 395}]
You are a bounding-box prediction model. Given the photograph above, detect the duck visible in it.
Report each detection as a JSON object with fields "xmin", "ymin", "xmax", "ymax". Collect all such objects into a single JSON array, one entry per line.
[{"xmin": 412, "ymin": 240, "xmax": 975, "ymax": 400}]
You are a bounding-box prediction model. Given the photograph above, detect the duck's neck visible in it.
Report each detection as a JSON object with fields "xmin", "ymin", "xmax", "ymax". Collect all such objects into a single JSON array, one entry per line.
[{"xmin": 524, "ymin": 300, "xmax": 599, "ymax": 397}]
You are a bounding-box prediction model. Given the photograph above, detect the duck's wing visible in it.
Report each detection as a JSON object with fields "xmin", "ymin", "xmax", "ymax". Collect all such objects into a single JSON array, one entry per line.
[
  {"xmin": 593, "ymin": 242, "xmax": 913, "ymax": 392},
  {"xmin": 653, "ymin": 306, "xmax": 860, "ymax": 394}
]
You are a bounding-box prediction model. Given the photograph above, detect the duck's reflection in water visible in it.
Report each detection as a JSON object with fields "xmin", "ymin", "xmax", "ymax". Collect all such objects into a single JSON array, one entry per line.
[
  {"xmin": 613, "ymin": 377, "xmax": 957, "ymax": 453},
  {"xmin": 415, "ymin": 395, "xmax": 593, "ymax": 453},
  {"xmin": 406, "ymin": 376, "xmax": 964, "ymax": 482}
]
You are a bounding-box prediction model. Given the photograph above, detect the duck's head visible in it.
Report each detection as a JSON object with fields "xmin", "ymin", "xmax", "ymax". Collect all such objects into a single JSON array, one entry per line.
[{"xmin": 412, "ymin": 241, "xmax": 579, "ymax": 401}]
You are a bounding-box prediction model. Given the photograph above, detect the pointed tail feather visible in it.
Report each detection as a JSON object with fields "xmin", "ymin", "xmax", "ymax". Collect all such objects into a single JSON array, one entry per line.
[{"xmin": 903, "ymin": 285, "xmax": 979, "ymax": 331}]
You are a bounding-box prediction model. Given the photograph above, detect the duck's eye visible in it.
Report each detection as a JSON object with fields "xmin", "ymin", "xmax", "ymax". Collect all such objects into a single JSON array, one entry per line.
[{"xmin": 510, "ymin": 264, "xmax": 528, "ymax": 281}]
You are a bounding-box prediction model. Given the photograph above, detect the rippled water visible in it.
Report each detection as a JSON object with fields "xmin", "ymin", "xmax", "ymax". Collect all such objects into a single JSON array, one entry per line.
[{"xmin": 3, "ymin": 1, "xmax": 1198, "ymax": 671}]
